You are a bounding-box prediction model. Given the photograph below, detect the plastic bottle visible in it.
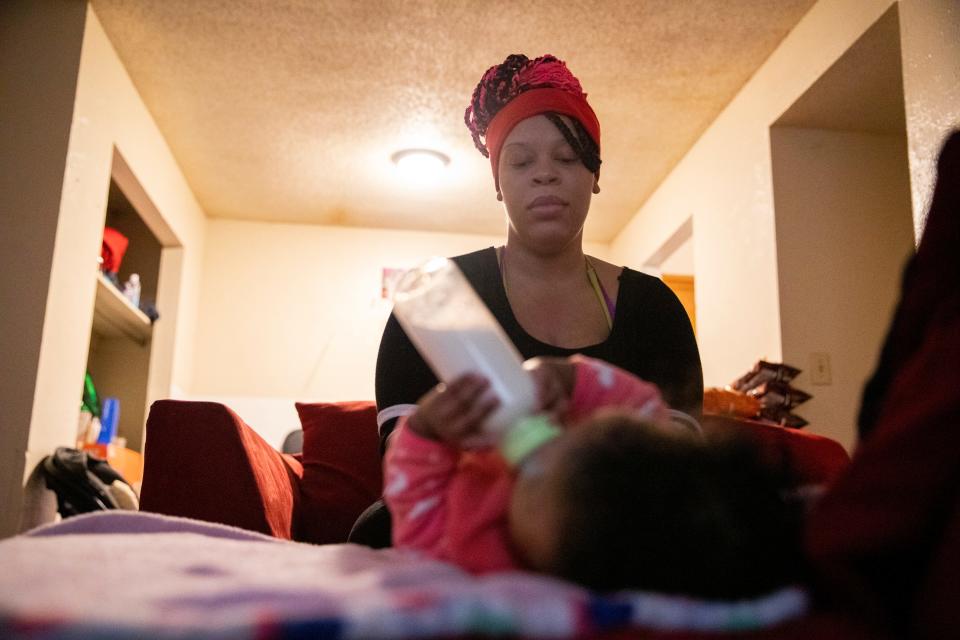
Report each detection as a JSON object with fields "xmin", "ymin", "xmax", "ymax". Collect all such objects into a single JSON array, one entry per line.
[
  {"xmin": 77, "ymin": 409, "xmax": 94, "ymax": 447},
  {"xmin": 122, "ymin": 273, "xmax": 141, "ymax": 308},
  {"xmin": 82, "ymin": 373, "xmax": 101, "ymax": 418},
  {"xmin": 392, "ymin": 257, "xmax": 538, "ymax": 445},
  {"xmin": 85, "ymin": 416, "xmax": 102, "ymax": 444},
  {"xmin": 97, "ymin": 397, "xmax": 120, "ymax": 445}
]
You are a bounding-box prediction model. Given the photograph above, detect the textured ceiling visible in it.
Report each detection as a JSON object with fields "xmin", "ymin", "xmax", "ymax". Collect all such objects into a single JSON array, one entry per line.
[{"xmin": 90, "ymin": 0, "xmax": 817, "ymax": 242}]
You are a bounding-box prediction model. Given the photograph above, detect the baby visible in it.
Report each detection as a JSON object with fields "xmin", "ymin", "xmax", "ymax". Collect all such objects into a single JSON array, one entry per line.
[{"xmin": 384, "ymin": 355, "xmax": 801, "ymax": 598}]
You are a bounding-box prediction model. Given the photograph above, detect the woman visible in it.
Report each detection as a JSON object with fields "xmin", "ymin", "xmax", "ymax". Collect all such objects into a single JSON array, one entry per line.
[{"xmin": 351, "ymin": 54, "xmax": 703, "ymax": 547}]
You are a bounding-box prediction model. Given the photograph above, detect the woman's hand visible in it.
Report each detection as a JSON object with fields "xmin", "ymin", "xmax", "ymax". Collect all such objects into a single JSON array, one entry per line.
[
  {"xmin": 523, "ymin": 357, "xmax": 575, "ymax": 421},
  {"xmin": 407, "ymin": 374, "xmax": 500, "ymax": 446}
]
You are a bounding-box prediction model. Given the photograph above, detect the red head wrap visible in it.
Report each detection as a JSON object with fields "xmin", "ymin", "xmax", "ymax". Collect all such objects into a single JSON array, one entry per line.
[{"xmin": 464, "ymin": 55, "xmax": 601, "ymax": 191}]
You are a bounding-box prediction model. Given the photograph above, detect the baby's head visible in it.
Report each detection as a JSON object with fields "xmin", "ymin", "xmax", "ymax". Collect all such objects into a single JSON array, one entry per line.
[{"xmin": 507, "ymin": 413, "xmax": 802, "ymax": 598}]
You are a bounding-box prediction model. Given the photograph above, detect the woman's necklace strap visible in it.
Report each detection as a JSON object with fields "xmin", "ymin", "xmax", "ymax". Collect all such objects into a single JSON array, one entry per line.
[{"xmin": 499, "ymin": 246, "xmax": 613, "ymax": 331}]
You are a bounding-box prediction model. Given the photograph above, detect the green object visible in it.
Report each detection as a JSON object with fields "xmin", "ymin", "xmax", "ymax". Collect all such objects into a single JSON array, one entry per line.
[
  {"xmin": 81, "ymin": 373, "xmax": 100, "ymax": 418},
  {"xmin": 500, "ymin": 415, "xmax": 561, "ymax": 466}
]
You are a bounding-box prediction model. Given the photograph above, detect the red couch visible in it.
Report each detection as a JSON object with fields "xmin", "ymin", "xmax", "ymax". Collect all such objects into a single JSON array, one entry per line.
[
  {"xmin": 140, "ymin": 400, "xmax": 383, "ymax": 545},
  {"xmin": 139, "ymin": 401, "xmax": 847, "ymax": 547}
]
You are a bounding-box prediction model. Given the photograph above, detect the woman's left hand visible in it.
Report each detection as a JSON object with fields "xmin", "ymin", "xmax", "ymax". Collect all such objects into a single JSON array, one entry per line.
[{"xmin": 524, "ymin": 357, "xmax": 574, "ymax": 421}]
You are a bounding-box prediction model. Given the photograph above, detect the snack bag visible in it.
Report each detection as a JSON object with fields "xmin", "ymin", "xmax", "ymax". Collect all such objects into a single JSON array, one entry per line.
[{"xmin": 731, "ymin": 360, "xmax": 801, "ymax": 393}]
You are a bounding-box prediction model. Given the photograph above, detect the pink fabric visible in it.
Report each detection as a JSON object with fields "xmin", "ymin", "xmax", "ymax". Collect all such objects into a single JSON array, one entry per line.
[
  {"xmin": 2, "ymin": 510, "xmax": 814, "ymax": 638},
  {"xmin": 565, "ymin": 354, "xmax": 667, "ymax": 424},
  {"xmin": 385, "ymin": 356, "xmax": 666, "ymax": 573},
  {"xmin": 386, "ymin": 427, "xmax": 517, "ymax": 572}
]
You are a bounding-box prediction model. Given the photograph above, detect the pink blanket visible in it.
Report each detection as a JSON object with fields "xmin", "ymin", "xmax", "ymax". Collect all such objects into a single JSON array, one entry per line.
[{"xmin": 0, "ymin": 511, "xmax": 807, "ymax": 639}]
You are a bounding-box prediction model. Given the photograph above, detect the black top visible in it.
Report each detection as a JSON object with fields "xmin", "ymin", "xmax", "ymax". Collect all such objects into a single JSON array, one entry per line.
[{"xmin": 375, "ymin": 247, "xmax": 703, "ymax": 453}]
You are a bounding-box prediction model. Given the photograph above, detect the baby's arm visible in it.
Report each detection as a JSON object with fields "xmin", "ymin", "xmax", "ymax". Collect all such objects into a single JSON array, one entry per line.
[
  {"xmin": 384, "ymin": 374, "xmax": 499, "ymax": 552},
  {"xmin": 565, "ymin": 355, "xmax": 669, "ymax": 424},
  {"xmin": 383, "ymin": 419, "xmax": 459, "ymax": 552}
]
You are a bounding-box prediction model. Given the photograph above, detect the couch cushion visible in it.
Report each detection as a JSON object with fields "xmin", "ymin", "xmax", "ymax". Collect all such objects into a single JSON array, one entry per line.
[
  {"xmin": 701, "ymin": 415, "xmax": 850, "ymax": 487},
  {"xmin": 140, "ymin": 400, "xmax": 302, "ymax": 539},
  {"xmin": 295, "ymin": 400, "xmax": 382, "ymax": 544}
]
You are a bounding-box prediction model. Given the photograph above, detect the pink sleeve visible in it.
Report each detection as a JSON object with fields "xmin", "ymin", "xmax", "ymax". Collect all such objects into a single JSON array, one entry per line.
[
  {"xmin": 383, "ymin": 419, "xmax": 521, "ymax": 573},
  {"xmin": 565, "ymin": 354, "xmax": 669, "ymax": 424},
  {"xmin": 383, "ymin": 418, "xmax": 459, "ymax": 553}
]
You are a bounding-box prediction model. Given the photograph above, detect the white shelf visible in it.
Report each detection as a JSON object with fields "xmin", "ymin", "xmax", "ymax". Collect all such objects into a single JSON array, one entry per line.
[{"xmin": 92, "ymin": 272, "xmax": 151, "ymax": 344}]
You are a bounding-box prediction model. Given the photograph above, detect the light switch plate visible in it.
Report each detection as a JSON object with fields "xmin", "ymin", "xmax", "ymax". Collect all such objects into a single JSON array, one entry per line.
[{"xmin": 810, "ymin": 352, "xmax": 832, "ymax": 385}]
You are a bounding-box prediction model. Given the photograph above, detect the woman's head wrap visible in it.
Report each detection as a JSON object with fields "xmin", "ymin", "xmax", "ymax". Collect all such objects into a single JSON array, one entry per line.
[{"xmin": 464, "ymin": 54, "xmax": 601, "ymax": 190}]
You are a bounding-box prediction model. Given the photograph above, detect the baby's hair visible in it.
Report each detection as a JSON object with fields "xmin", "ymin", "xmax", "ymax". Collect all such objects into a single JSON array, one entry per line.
[
  {"xmin": 465, "ymin": 54, "xmax": 601, "ymax": 173},
  {"xmin": 550, "ymin": 415, "xmax": 803, "ymax": 598}
]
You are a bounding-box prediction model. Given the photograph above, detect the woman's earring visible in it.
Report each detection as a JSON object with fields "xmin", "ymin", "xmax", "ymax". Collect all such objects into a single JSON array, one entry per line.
[{"xmin": 496, "ymin": 191, "xmax": 503, "ymax": 201}]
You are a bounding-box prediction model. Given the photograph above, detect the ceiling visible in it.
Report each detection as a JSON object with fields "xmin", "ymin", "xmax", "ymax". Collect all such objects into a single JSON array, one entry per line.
[
  {"xmin": 90, "ymin": 0, "xmax": 817, "ymax": 242},
  {"xmin": 775, "ymin": 5, "xmax": 905, "ymax": 135}
]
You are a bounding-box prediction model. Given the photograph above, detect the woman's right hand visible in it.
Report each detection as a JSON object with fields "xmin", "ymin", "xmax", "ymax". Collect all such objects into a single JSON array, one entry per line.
[{"xmin": 407, "ymin": 374, "xmax": 500, "ymax": 446}]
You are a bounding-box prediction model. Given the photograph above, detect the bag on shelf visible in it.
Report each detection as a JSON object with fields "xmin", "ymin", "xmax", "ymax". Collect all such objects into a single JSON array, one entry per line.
[
  {"xmin": 730, "ymin": 360, "xmax": 801, "ymax": 393},
  {"xmin": 40, "ymin": 447, "xmax": 139, "ymax": 517},
  {"xmin": 747, "ymin": 380, "xmax": 812, "ymax": 410},
  {"xmin": 730, "ymin": 360, "xmax": 811, "ymax": 429},
  {"xmin": 100, "ymin": 226, "xmax": 129, "ymax": 277}
]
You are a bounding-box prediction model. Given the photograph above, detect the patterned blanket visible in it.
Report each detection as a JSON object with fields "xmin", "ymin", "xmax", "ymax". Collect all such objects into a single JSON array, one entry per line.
[{"xmin": 0, "ymin": 511, "xmax": 807, "ymax": 639}]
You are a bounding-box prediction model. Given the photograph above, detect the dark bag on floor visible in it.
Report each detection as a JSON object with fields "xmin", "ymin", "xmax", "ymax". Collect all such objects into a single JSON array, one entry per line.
[{"xmin": 41, "ymin": 447, "xmax": 129, "ymax": 517}]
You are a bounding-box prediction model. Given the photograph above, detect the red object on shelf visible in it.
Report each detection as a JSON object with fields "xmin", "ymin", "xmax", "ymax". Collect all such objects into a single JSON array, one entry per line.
[
  {"xmin": 81, "ymin": 442, "xmax": 109, "ymax": 460},
  {"xmin": 101, "ymin": 227, "xmax": 129, "ymax": 274}
]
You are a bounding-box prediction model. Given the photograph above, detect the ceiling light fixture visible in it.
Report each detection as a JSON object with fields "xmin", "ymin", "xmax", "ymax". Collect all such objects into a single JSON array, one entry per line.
[{"xmin": 391, "ymin": 148, "xmax": 450, "ymax": 184}]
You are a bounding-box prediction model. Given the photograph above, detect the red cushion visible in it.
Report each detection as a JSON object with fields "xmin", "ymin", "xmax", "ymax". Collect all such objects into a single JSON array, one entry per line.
[
  {"xmin": 294, "ymin": 401, "xmax": 383, "ymax": 544},
  {"xmin": 140, "ymin": 400, "xmax": 302, "ymax": 539},
  {"xmin": 701, "ymin": 414, "xmax": 850, "ymax": 487}
]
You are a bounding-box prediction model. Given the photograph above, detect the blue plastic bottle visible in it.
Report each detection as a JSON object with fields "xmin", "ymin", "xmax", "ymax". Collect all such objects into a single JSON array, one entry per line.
[{"xmin": 97, "ymin": 397, "xmax": 120, "ymax": 445}]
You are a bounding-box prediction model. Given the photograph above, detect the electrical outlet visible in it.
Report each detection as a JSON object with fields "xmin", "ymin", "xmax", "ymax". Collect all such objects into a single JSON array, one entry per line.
[{"xmin": 810, "ymin": 352, "xmax": 832, "ymax": 385}]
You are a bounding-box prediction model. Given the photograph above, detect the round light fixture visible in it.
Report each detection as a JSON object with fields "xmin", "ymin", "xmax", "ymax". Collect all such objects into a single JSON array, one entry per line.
[{"xmin": 391, "ymin": 148, "xmax": 450, "ymax": 184}]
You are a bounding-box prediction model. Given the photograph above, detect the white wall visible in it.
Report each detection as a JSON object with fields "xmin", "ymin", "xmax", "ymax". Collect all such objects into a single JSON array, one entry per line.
[
  {"xmin": 771, "ymin": 128, "xmax": 914, "ymax": 450},
  {"xmin": 190, "ymin": 219, "xmax": 610, "ymax": 447},
  {"xmin": 660, "ymin": 237, "xmax": 694, "ymax": 276},
  {"xmin": 0, "ymin": 0, "xmax": 88, "ymax": 538},
  {"xmin": 8, "ymin": 4, "xmax": 208, "ymax": 532},
  {"xmin": 71, "ymin": 9, "xmax": 207, "ymax": 399},
  {"xmin": 608, "ymin": 0, "xmax": 958, "ymax": 447}
]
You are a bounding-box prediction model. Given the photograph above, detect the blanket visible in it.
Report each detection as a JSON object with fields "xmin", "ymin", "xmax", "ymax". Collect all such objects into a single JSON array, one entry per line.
[{"xmin": 0, "ymin": 511, "xmax": 807, "ymax": 639}]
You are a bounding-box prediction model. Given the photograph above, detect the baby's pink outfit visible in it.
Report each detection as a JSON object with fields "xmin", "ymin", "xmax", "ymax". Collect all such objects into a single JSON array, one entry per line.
[{"xmin": 384, "ymin": 355, "xmax": 667, "ymax": 574}]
